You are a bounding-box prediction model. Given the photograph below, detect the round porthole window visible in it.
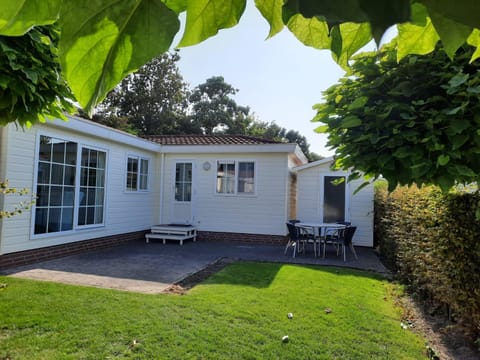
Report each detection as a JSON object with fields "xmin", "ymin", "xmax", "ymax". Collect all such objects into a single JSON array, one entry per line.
[{"xmin": 202, "ymin": 161, "xmax": 211, "ymax": 171}]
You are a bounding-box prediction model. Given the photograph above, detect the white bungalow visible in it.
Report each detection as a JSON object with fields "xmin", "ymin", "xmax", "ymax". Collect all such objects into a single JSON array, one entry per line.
[{"xmin": 0, "ymin": 115, "xmax": 373, "ymax": 267}]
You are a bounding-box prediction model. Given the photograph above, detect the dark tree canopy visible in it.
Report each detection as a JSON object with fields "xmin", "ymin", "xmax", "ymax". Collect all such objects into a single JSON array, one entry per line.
[
  {"xmin": 315, "ymin": 42, "xmax": 480, "ymax": 191},
  {"xmin": 188, "ymin": 76, "xmax": 249, "ymax": 135},
  {"xmin": 94, "ymin": 52, "xmax": 190, "ymax": 136}
]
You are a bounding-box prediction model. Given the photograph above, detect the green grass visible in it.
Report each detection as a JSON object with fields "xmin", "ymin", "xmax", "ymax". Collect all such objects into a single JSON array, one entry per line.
[{"xmin": 0, "ymin": 263, "xmax": 427, "ymax": 359}]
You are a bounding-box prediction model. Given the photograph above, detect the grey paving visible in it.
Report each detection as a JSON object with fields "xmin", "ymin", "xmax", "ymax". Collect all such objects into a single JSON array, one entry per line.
[{"xmin": 1, "ymin": 240, "xmax": 389, "ymax": 294}]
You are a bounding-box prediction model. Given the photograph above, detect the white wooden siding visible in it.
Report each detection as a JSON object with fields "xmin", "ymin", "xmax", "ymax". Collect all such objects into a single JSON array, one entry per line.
[
  {"xmin": 160, "ymin": 153, "xmax": 290, "ymax": 235},
  {"xmin": 0, "ymin": 121, "xmax": 158, "ymax": 254},
  {"xmin": 296, "ymin": 162, "xmax": 374, "ymax": 247}
]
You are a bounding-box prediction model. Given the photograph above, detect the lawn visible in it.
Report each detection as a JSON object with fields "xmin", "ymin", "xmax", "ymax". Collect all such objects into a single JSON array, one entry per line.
[{"xmin": 0, "ymin": 262, "xmax": 427, "ymax": 359}]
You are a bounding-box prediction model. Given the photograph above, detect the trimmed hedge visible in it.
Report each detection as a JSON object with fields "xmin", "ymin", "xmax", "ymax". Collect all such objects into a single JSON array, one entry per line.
[{"xmin": 375, "ymin": 185, "xmax": 480, "ymax": 341}]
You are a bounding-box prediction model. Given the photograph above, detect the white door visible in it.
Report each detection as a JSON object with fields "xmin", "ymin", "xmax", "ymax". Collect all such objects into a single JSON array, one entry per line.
[
  {"xmin": 172, "ymin": 161, "xmax": 193, "ymax": 224},
  {"xmin": 322, "ymin": 175, "xmax": 346, "ymax": 223}
]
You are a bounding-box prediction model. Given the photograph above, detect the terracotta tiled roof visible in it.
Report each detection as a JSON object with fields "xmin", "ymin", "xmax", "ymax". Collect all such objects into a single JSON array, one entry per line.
[{"xmin": 145, "ymin": 134, "xmax": 282, "ymax": 145}]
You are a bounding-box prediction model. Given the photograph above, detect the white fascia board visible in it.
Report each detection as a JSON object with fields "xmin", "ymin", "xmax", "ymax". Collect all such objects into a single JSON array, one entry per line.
[
  {"xmin": 161, "ymin": 143, "xmax": 299, "ymax": 154},
  {"xmin": 48, "ymin": 115, "xmax": 162, "ymax": 152},
  {"xmin": 293, "ymin": 156, "xmax": 334, "ymax": 172}
]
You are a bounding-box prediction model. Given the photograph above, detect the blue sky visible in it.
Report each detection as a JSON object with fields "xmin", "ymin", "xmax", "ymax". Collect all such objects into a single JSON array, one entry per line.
[{"xmin": 174, "ymin": 2, "xmax": 346, "ymax": 157}]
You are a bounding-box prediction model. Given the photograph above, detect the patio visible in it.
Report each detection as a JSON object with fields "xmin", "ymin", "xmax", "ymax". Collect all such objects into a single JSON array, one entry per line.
[{"xmin": 1, "ymin": 240, "xmax": 389, "ymax": 294}]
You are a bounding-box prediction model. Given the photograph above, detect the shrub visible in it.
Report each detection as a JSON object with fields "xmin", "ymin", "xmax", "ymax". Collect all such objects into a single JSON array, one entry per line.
[{"xmin": 375, "ymin": 185, "xmax": 480, "ymax": 341}]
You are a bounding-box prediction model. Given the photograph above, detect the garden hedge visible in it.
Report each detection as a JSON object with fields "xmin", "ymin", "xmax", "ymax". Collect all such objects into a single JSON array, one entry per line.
[{"xmin": 375, "ymin": 185, "xmax": 480, "ymax": 341}]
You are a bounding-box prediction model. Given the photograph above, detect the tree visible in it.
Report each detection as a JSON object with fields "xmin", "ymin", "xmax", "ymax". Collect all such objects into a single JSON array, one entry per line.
[
  {"xmin": 314, "ymin": 42, "xmax": 480, "ymax": 191},
  {"xmin": 0, "ymin": 25, "xmax": 74, "ymax": 127},
  {"xmin": 1, "ymin": 1, "xmax": 480, "ymax": 119},
  {"xmin": 246, "ymin": 120, "xmax": 322, "ymax": 161},
  {"xmin": 188, "ymin": 76, "xmax": 251, "ymax": 135},
  {"xmin": 187, "ymin": 77, "xmax": 321, "ymax": 160},
  {"xmin": 94, "ymin": 52, "xmax": 190, "ymax": 136}
]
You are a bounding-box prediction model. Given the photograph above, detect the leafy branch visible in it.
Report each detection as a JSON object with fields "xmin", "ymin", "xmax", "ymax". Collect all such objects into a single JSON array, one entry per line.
[
  {"xmin": 1, "ymin": 1, "xmax": 480, "ymax": 119},
  {"xmin": 0, "ymin": 180, "xmax": 35, "ymax": 219}
]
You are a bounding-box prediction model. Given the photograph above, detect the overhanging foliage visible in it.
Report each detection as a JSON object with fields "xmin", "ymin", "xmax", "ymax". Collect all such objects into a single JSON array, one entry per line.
[
  {"xmin": 1, "ymin": 1, "xmax": 480, "ymax": 118},
  {"xmin": 315, "ymin": 43, "xmax": 480, "ymax": 192},
  {"xmin": 0, "ymin": 25, "xmax": 74, "ymax": 126}
]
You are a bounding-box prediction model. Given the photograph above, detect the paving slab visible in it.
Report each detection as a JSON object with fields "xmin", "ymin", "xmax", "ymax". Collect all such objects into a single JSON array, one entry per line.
[{"xmin": 1, "ymin": 240, "xmax": 389, "ymax": 294}]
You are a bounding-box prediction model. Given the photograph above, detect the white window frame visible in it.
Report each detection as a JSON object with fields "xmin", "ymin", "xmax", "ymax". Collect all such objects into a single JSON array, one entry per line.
[
  {"xmin": 77, "ymin": 146, "xmax": 108, "ymax": 229},
  {"xmin": 174, "ymin": 161, "xmax": 193, "ymax": 202},
  {"xmin": 215, "ymin": 160, "xmax": 256, "ymax": 196},
  {"xmin": 125, "ymin": 155, "xmax": 150, "ymax": 192},
  {"xmin": 32, "ymin": 134, "xmax": 108, "ymax": 239}
]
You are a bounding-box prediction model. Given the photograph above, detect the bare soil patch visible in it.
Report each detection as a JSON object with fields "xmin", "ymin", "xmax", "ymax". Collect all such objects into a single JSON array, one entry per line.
[
  {"xmin": 397, "ymin": 295, "xmax": 479, "ymax": 360},
  {"xmin": 163, "ymin": 258, "xmax": 233, "ymax": 295}
]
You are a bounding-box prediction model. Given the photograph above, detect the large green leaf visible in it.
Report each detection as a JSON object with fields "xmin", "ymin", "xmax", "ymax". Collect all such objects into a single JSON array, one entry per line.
[
  {"xmin": 178, "ymin": 0, "xmax": 246, "ymax": 47},
  {"xmin": 284, "ymin": 0, "xmax": 409, "ymax": 45},
  {"xmin": 0, "ymin": 0, "xmax": 61, "ymax": 36},
  {"xmin": 397, "ymin": 4, "xmax": 439, "ymax": 61},
  {"xmin": 356, "ymin": 0, "xmax": 410, "ymax": 45},
  {"xmin": 331, "ymin": 22, "xmax": 371, "ymax": 69},
  {"xmin": 286, "ymin": 14, "xmax": 330, "ymax": 49},
  {"xmin": 467, "ymin": 29, "xmax": 480, "ymax": 62},
  {"xmin": 59, "ymin": 0, "xmax": 179, "ymax": 114},
  {"xmin": 429, "ymin": 10, "xmax": 472, "ymax": 59},
  {"xmin": 255, "ymin": 0, "xmax": 284, "ymax": 38},
  {"xmin": 164, "ymin": 0, "xmax": 188, "ymax": 14},
  {"xmin": 284, "ymin": 0, "xmax": 366, "ymax": 24},
  {"xmin": 420, "ymin": 0, "xmax": 480, "ymax": 29}
]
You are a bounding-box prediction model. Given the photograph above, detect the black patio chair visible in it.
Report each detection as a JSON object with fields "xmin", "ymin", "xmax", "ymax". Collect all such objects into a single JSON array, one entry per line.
[
  {"xmin": 285, "ymin": 222, "xmax": 316, "ymax": 258},
  {"xmin": 323, "ymin": 226, "xmax": 358, "ymax": 262}
]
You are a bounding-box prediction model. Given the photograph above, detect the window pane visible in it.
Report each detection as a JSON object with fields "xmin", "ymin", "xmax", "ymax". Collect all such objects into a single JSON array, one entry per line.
[
  {"xmin": 141, "ymin": 159, "xmax": 148, "ymax": 175},
  {"xmin": 64, "ymin": 165, "xmax": 76, "ymax": 186},
  {"xmin": 51, "ymin": 141, "xmax": 65, "ymax": 163},
  {"xmin": 238, "ymin": 162, "xmax": 255, "ymax": 193},
  {"xmin": 49, "ymin": 186, "xmax": 63, "ymax": 206},
  {"xmin": 185, "ymin": 163, "xmax": 192, "ymax": 181},
  {"xmin": 87, "ymin": 188, "xmax": 96, "ymax": 205},
  {"xmin": 184, "ymin": 183, "xmax": 192, "ymax": 202},
  {"xmin": 39, "ymin": 137, "xmax": 52, "ymax": 161},
  {"xmin": 79, "ymin": 148, "xmax": 106, "ymax": 226},
  {"xmin": 48, "ymin": 208, "xmax": 61, "ymax": 232},
  {"xmin": 51, "ymin": 164, "xmax": 64, "ymax": 185},
  {"xmin": 96, "ymin": 169, "xmax": 105, "ymax": 187},
  {"xmin": 81, "ymin": 149, "xmax": 90, "ymax": 167},
  {"xmin": 88, "ymin": 168, "xmax": 97, "ymax": 186},
  {"xmin": 65, "ymin": 142, "xmax": 77, "ymax": 164},
  {"xmin": 63, "ymin": 187, "xmax": 75, "ymax": 206},
  {"xmin": 139, "ymin": 159, "xmax": 148, "ymax": 190},
  {"xmin": 86, "ymin": 207, "xmax": 95, "ymax": 224},
  {"xmin": 126, "ymin": 157, "xmax": 138, "ymax": 191},
  {"xmin": 95, "ymin": 207, "xmax": 103, "ymax": 224},
  {"xmin": 37, "ymin": 162, "xmax": 51, "ymax": 184},
  {"xmin": 78, "ymin": 207, "xmax": 86, "ymax": 226},
  {"xmin": 34, "ymin": 208, "xmax": 48, "ymax": 234},
  {"xmin": 323, "ymin": 176, "xmax": 346, "ymax": 223},
  {"xmin": 175, "ymin": 183, "xmax": 185, "ymax": 201},
  {"xmin": 79, "ymin": 187, "xmax": 87, "ymax": 205},
  {"xmin": 36, "ymin": 185, "xmax": 49, "ymax": 206},
  {"xmin": 97, "ymin": 152, "xmax": 106, "ymax": 169},
  {"xmin": 95, "ymin": 189, "xmax": 104, "ymax": 205},
  {"xmin": 175, "ymin": 163, "xmax": 192, "ymax": 201},
  {"xmin": 61, "ymin": 208, "xmax": 74, "ymax": 231},
  {"xmin": 216, "ymin": 161, "xmax": 235, "ymax": 194}
]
